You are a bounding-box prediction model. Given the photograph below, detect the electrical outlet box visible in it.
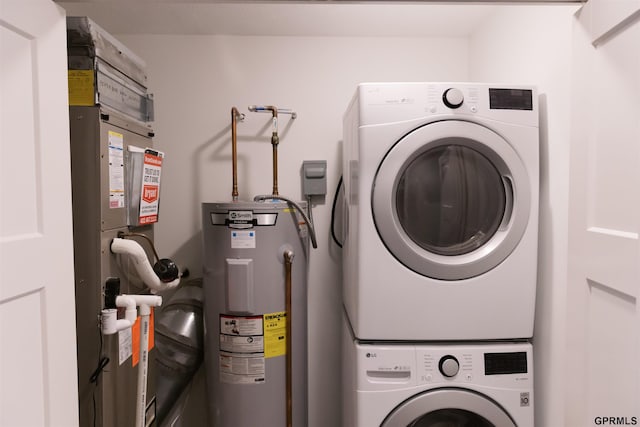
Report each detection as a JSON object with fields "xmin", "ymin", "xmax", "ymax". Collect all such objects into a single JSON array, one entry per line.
[{"xmin": 302, "ymin": 160, "xmax": 327, "ymax": 197}]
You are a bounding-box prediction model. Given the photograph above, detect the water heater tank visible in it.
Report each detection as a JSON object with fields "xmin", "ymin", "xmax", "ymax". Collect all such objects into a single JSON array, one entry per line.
[{"xmin": 201, "ymin": 201, "xmax": 309, "ymax": 426}]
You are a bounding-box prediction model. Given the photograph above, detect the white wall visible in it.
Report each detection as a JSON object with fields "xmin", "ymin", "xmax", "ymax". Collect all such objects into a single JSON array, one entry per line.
[
  {"xmin": 469, "ymin": 5, "xmax": 579, "ymax": 427},
  {"xmin": 118, "ymin": 33, "xmax": 469, "ymax": 427}
]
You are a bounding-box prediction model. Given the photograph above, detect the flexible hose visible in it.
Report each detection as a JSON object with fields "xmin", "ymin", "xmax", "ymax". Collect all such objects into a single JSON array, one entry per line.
[
  {"xmin": 253, "ymin": 195, "xmax": 318, "ymax": 249},
  {"xmin": 330, "ymin": 176, "xmax": 344, "ymax": 248}
]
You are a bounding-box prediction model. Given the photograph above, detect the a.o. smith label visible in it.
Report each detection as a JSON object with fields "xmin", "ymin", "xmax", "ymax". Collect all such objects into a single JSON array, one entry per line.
[{"xmin": 229, "ymin": 210, "xmax": 253, "ymax": 223}]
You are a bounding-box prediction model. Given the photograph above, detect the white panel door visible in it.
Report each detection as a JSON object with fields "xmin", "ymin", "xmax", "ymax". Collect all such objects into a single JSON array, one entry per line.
[
  {"xmin": 567, "ymin": 3, "xmax": 640, "ymax": 427},
  {"xmin": 0, "ymin": 1, "xmax": 79, "ymax": 426}
]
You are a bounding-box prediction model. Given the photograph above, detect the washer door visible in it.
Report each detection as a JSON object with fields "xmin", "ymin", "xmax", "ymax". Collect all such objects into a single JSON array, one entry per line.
[
  {"xmin": 372, "ymin": 120, "xmax": 530, "ymax": 280},
  {"xmin": 381, "ymin": 388, "xmax": 517, "ymax": 427}
]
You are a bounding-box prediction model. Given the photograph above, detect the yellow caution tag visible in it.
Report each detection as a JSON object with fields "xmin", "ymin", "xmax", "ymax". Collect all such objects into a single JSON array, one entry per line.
[
  {"xmin": 68, "ymin": 70, "xmax": 95, "ymax": 106},
  {"xmin": 263, "ymin": 311, "xmax": 286, "ymax": 358}
]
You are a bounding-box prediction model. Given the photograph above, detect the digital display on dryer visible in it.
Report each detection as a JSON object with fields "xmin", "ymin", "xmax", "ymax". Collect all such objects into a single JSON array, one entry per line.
[
  {"xmin": 489, "ymin": 88, "xmax": 533, "ymax": 110},
  {"xmin": 484, "ymin": 351, "xmax": 528, "ymax": 375}
]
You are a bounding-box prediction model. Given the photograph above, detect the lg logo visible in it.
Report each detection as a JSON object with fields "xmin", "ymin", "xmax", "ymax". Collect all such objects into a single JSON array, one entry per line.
[{"xmin": 365, "ymin": 352, "xmax": 377, "ymax": 358}]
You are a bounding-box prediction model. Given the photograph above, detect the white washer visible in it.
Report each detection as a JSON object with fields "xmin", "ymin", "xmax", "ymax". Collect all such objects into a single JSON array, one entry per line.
[
  {"xmin": 342, "ymin": 317, "xmax": 534, "ymax": 427},
  {"xmin": 342, "ymin": 82, "xmax": 539, "ymax": 340}
]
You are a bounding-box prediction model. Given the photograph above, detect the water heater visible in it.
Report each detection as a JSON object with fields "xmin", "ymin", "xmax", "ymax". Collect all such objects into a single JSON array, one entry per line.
[{"xmin": 202, "ymin": 201, "xmax": 309, "ymax": 426}]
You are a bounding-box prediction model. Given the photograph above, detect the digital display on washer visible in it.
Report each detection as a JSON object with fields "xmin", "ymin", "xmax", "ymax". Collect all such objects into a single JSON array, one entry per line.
[
  {"xmin": 489, "ymin": 88, "xmax": 533, "ymax": 110},
  {"xmin": 484, "ymin": 352, "xmax": 528, "ymax": 375}
]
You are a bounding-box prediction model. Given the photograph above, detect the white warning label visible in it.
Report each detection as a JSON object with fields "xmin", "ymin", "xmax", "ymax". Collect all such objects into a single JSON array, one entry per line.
[
  {"xmin": 220, "ymin": 315, "xmax": 263, "ymax": 336},
  {"xmin": 220, "ymin": 352, "xmax": 265, "ymax": 384},
  {"xmin": 219, "ymin": 314, "xmax": 266, "ymax": 384},
  {"xmin": 230, "ymin": 230, "xmax": 256, "ymax": 249},
  {"xmin": 220, "ymin": 334, "xmax": 264, "ymax": 354}
]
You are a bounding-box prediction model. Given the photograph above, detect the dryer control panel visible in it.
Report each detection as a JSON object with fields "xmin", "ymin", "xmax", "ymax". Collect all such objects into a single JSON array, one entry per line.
[{"xmin": 355, "ymin": 82, "xmax": 538, "ymax": 128}]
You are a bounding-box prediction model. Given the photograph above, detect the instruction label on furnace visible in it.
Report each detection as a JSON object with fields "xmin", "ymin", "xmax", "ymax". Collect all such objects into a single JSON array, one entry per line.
[
  {"xmin": 219, "ymin": 315, "xmax": 265, "ymax": 384},
  {"xmin": 108, "ymin": 131, "xmax": 125, "ymax": 208}
]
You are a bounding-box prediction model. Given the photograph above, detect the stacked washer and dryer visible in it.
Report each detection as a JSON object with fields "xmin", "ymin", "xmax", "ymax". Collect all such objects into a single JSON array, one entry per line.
[{"xmin": 341, "ymin": 83, "xmax": 539, "ymax": 426}]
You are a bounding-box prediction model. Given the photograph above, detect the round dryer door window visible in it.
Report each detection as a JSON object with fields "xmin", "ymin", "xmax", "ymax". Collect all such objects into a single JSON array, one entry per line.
[
  {"xmin": 380, "ymin": 388, "xmax": 517, "ymax": 427},
  {"xmin": 373, "ymin": 120, "xmax": 531, "ymax": 280}
]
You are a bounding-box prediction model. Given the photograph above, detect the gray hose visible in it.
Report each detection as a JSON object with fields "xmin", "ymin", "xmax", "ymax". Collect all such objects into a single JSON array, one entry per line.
[{"xmin": 253, "ymin": 194, "xmax": 318, "ymax": 249}]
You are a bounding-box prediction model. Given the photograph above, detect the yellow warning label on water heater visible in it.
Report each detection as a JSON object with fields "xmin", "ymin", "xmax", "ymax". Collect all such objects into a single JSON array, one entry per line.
[
  {"xmin": 263, "ymin": 311, "xmax": 286, "ymax": 358},
  {"xmin": 68, "ymin": 70, "xmax": 95, "ymax": 106}
]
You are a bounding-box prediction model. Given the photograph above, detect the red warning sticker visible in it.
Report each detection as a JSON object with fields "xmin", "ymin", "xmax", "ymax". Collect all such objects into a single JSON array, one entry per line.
[{"xmin": 139, "ymin": 149, "xmax": 163, "ymax": 225}]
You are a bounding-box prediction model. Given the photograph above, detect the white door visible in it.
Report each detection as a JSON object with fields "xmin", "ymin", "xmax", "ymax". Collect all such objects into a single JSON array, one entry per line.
[
  {"xmin": 0, "ymin": 1, "xmax": 79, "ymax": 426},
  {"xmin": 567, "ymin": 2, "xmax": 640, "ymax": 426}
]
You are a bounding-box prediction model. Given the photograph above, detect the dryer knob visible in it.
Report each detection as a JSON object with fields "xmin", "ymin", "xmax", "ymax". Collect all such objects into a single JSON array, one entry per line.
[
  {"xmin": 439, "ymin": 355, "xmax": 460, "ymax": 378},
  {"xmin": 443, "ymin": 88, "xmax": 464, "ymax": 109}
]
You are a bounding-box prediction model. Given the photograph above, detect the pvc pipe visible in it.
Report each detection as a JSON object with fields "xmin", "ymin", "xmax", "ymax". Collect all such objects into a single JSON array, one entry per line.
[
  {"xmin": 101, "ymin": 309, "xmax": 119, "ymax": 335},
  {"xmin": 100, "ymin": 295, "xmax": 162, "ymax": 426},
  {"xmin": 110, "ymin": 238, "xmax": 180, "ymax": 292},
  {"xmin": 101, "ymin": 294, "xmax": 162, "ymax": 335},
  {"xmin": 135, "ymin": 308, "xmax": 151, "ymax": 427},
  {"xmin": 101, "ymin": 296, "xmax": 136, "ymax": 335},
  {"xmin": 117, "ymin": 295, "xmax": 138, "ymax": 324}
]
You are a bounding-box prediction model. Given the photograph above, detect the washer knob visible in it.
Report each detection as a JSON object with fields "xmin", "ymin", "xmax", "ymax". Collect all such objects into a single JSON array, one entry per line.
[
  {"xmin": 439, "ymin": 355, "xmax": 460, "ymax": 377},
  {"xmin": 443, "ymin": 88, "xmax": 464, "ymax": 109}
]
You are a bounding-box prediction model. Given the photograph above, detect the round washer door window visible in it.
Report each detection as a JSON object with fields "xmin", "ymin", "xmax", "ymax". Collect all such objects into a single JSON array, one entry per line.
[
  {"xmin": 381, "ymin": 388, "xmax": 517, "ymax": 427},
  {"xmin": 373, "ymin": 120, "xmax": 531, "ymax": 280}
]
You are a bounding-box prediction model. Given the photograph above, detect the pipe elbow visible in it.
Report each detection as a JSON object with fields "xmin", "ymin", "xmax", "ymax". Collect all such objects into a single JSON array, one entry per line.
[
  {"xmin": 111, "ymin": 238, "xmax": 179, "ymax": 292},
  {"xmin": 116, "ymin": 295, "xmax": 138, "ymax": 324},
  {"xmin": 284, "ymin": 250, "xmax": 295, "ymax": 263}
]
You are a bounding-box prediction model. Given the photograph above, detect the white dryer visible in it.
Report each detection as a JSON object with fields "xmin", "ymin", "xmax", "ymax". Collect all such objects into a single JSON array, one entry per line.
[
  {"xmin": 342, "ymin": 317, "xmax": 535, "ymax": 427},
  {"xmin": 342, "ymin": 82, "xmax": 539, "ymax": 341}
]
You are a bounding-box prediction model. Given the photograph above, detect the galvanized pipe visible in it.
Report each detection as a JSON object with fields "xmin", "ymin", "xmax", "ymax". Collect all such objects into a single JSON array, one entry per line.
[
  {"xmin": 262, "ymin": 105, "xmax": 280, "ymax": 196},
  {"xmin": 248, "ymin": 105, "xmax": 298, "ymax": 196}
]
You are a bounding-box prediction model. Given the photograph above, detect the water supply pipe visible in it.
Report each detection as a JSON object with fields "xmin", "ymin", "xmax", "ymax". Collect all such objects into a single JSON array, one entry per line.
[
  {"xmin": 254, "ymin": 105, "xmax": 279, "ymax": 195},
  {"xmin": 283, "ymin": 249, "xmax": 294, "ymax": 427},
  {"xmin": 248, "ymin": 105, "xmax": 297, "ymax": 197},
  {"xmin": 231, "ymin": 107, "xmax": 245, "ymax": 201}
]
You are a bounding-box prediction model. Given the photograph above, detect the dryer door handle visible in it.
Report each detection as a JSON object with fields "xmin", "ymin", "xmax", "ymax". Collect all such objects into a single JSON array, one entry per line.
[{"xmin": 500, "ymin": 175, "xmax": 514, "ymax": 231}]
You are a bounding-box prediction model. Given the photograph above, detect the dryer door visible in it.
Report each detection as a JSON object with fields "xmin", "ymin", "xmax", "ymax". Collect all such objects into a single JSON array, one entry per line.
[
  {"xmin": 372, "ymin": 120, "xmax": 531, "ymax": 280},
  {"xmin": 381, "ymin": 388, "xmax": 517, "ymax": 427}
]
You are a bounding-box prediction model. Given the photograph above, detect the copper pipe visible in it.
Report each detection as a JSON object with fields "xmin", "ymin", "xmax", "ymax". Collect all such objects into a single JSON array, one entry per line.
[
  {"xmin": 283, "ymin": 249, "xmax": 294, "ymax": 427},
  {"xmin": 230, "ymin": 107, "xmax": 244, "ymax": 201},
  {"xmin": 272, "ymin": 132, "xmax": 279, "ymax": 196}
]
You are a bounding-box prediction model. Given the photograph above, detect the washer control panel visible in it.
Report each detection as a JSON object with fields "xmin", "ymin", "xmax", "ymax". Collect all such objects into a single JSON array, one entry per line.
[
  {"xmin": 416, "ymin": 343, "xmax": 531, "ymax": 388},
  {"xmin": 355, "ymin": 341, "xmax": 533, "ymax": 392}
]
